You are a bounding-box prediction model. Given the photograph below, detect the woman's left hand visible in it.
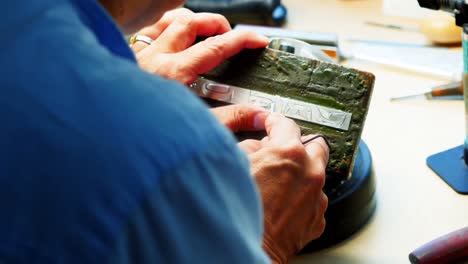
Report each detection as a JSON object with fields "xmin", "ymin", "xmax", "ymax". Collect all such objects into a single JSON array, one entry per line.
[{"xmin": 131, "ymin": 8, "xmax": 269, "ymax": 85}]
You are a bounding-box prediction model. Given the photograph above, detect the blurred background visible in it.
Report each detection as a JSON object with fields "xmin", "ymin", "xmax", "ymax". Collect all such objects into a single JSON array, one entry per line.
[{"xmin": 185, "ymin": 0, "xmax": 468, "ymax": 263}]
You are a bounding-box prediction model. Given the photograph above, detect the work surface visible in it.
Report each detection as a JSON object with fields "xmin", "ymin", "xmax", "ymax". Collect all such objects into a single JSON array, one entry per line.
[{"xmin": 282, "ymin": 0, "xmax": 468, "ymax": 263}]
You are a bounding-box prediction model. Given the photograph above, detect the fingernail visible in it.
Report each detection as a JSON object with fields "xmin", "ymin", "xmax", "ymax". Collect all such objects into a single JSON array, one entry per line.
[
  {"xmin": 253, "ymin": 111, "xmax": 269, "ymax": 130},
  {"xmin": 259, "ymin": 35, "xmax": 270, "ymax": 44}
]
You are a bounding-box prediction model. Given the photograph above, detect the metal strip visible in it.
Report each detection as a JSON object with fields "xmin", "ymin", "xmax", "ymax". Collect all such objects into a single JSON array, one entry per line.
[{"xmin": 190, "ymin": 78, "xmax": 352, "ymax": 131}]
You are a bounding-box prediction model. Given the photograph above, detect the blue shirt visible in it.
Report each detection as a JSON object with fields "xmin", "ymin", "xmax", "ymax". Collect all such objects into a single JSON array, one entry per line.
[{"xmin": 0, "ymin": 0, "xmax": 270, "ymax": 263}]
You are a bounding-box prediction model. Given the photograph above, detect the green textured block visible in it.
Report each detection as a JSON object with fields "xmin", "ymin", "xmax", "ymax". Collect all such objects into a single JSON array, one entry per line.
[{"xmin": 199, "ymin": 48, "xmax": 375, "ymax": 181}]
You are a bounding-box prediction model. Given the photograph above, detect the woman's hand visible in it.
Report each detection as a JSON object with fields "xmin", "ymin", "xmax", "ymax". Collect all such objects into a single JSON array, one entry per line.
[
  {"xmin": 212, "ymin": 105, "xmax": 329, "ymax": 263},
  {"xmin": 131, "ymin": 8, "xmax": 269, "ymax": 85}
]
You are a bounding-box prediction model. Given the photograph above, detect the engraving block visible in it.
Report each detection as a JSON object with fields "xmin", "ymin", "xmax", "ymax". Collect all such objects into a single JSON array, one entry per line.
[{"xmin": 201, "ymin": 48, "xmax": 375, "ymax": 181}]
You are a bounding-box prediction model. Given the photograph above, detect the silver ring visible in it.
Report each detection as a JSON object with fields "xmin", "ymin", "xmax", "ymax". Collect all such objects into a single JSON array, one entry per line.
[{"xmin": 129, "ymin": 35, "xmax": 153, "ymax": 46}]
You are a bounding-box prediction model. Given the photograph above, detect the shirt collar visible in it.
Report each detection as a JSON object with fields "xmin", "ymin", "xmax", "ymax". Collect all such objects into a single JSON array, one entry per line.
[{"xmin": 71, "ymin": 0, "xmax": 136, "ymax": 63}]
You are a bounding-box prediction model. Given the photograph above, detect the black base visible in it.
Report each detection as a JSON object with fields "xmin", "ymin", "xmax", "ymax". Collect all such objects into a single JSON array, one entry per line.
[
  {"xmin": 301, "ymin": 140, "xmax": 376, "ymax": 252},
  {"xmin": 427, "ymin": 144, "xmax": 468, "ymax": 194}
]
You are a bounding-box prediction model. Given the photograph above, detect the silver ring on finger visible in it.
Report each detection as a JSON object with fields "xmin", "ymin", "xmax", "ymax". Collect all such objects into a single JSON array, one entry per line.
[{"xmin": 129, "ymin": 34, "xmax": 153, "ymax": 47}]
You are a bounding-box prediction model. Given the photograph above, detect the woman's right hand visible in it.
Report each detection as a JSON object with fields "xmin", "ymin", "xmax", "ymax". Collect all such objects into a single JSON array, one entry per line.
[{"xmin": 245, "ymin": 113, "xmax": 329, "ymax": 264}]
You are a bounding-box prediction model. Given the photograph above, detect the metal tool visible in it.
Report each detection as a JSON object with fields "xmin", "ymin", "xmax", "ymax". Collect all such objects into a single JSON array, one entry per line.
[
  {"xmin": 268, "ymin": 37, "xmax": 334, "ymax": 63},
  {"xmin": 390, "ymin": 81, "xmax": 462, "ymax": 101},
  {"xmin": 365, "ymin": 21, "xmax": 420, "ymax": 32},
  {"xmin": 190, "ymin": 78, "xmax": 352, "ymax": 130},
  {"xmin": 234, "ymin": 24, "xmax": 341, "ymax": 62}
]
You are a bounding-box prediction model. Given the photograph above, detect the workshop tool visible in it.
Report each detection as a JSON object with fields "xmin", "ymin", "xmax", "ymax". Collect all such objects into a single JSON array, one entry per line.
[
  {"xmin": 234, "ymin": 24, "xmax": 342, "ymax": 62},
  {"xmin": 390, "ymin": 81, "xmax": 462, "ymax": 101},
  {"xmin": 365, "ymin": 21, "xmax": 420, "ymax": 32},
  {"xmin": 190, "ymin": 38, "xmax": 377, "ymax": 251},
  {"xmin": 267, "ymin": 37, "xmax": 334, "ymax": 63},
  {"xmin": 418, "ymin": 0, "xmax": 468, "ymax": 194},
  {"xmin": 409, "ymin": 226, "xmax": 468, "ymax": 264}
]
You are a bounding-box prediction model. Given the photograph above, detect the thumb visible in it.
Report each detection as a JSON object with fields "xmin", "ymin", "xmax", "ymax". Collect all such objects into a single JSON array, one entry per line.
[
  {"xmin": 176, "ymin": 30, "xmax": 269, "ymax": 84},
  {"xmin": 211, "ymin": 104, "xmax": 269, "ymax": 132},
  {"xmin": 265, "ymin": 113, "xmax": 301, "ymax": 146}
]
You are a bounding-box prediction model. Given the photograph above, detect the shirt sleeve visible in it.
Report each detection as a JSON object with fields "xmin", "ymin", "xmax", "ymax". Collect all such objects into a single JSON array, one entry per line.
[
  {"xmin": 0, "ymin": 2, "xmax": 271, "ymax": 263},
  {"xmin": 108, "ymin": 142, "xmax": 271, "ymax": 264}
]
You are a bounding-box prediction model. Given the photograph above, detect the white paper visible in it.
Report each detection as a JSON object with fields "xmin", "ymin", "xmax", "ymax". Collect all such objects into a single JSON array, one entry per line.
[{"xmin": 348, "ymin": 42, "xmax": 463, "ymax": 80}]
